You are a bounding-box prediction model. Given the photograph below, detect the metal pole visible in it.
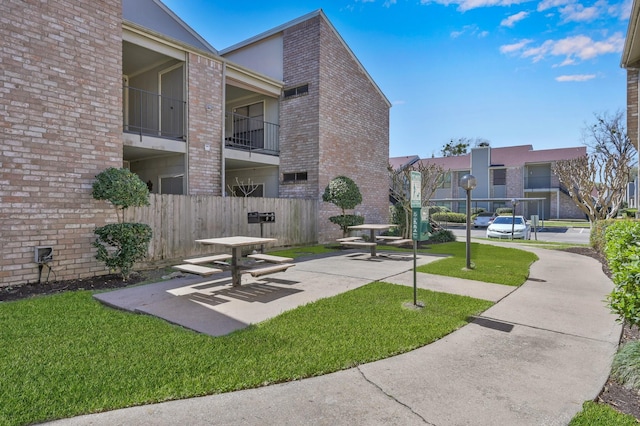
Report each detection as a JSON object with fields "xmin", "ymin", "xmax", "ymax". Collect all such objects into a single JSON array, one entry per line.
[
  {"xmin": 413, "ymin": 240, "xmax": 417, "ymax": 306},
  {"xmin": 466, "ymin": 189, "xmax": 471, "ymax": 269}
]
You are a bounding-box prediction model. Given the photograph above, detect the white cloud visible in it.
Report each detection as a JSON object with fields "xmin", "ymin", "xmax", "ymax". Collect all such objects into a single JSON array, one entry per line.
[
  {"xmin": 501, "ymin": 11, "xmax": 530, "ymax": 27},
  {"xmin": 499, "ymin": 39, "xmax": 533, "ymax": 54},
  {"xmin": 504, "ymin": 33, "xmax": 624, "ymax": 64},
  {"xmin": 538, "ymin": 0, "xmax": 628, "ymax": 22},
  {"xmin": 450, "ymin": 24, "xmax": 489, "ymax": 38},
  {"xmin": 537, "ymin": 0, "xmax": 572, "ymax": 12},
  {"xmin": 555, "ymin": 74, "xmax": 596, "ymax": 82},
  {"xmin": 422, "ymin": 0, "xmax": 529, "ymax": 12},
  {"xmin": 383, "ymin": 0, "xmax": 397, "ymax": 6},
  {"xmin": 559, "ymin": 2, "xmax": 601, "ymax": 22},
  {"xmin": 392, "ymin": 100, "xmax": 406, "ymax": 105}
]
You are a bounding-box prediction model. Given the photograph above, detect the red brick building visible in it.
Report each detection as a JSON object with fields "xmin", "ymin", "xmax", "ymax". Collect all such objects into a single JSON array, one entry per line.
[{"xmin": 0, "ymin": 0, "xmax": 390, "ymax": 286}]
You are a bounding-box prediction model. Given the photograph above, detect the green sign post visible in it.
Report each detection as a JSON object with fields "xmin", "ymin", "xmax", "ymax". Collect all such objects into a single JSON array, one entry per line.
[{"xmin": 410, "ymin": 172, "xmax": 421, "ymax": 306}]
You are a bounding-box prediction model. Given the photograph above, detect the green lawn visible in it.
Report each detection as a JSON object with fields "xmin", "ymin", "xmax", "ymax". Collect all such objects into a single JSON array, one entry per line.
[
  {"xmin": 569, "ymin": 401, "xmax": 638, "ymax": 426},
  {"xmin": 0, "ymin": 283, "xmax": 491, "ymax": 426},
  {"xmin": 415, "ymin": 242, "xmax": 538, "ymax": 286}
]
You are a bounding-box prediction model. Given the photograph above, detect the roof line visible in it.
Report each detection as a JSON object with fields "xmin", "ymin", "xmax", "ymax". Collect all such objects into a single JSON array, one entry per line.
[
  {"xmin": 153, "ymin": 0, "xmax": 218, "ymax": 54},
  {"xmin": 219, "ymin": 9, "xmax": 391, "ymax": 108}
]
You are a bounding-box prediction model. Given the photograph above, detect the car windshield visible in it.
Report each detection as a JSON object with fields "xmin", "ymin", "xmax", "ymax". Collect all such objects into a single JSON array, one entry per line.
[{"xmin": 492, "ymin": 216, "xmax": 524, "ymax": 225}]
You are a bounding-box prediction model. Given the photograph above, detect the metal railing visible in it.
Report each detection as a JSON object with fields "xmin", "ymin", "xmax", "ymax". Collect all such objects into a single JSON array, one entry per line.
[
  {"xmin": 225, "ymin": 112, "xmax": 280, "ymax": 155},
  {"xmin": 123, "ymin": 86, "xmax": 186, "ymax": 140},
  {"xmin": 524, "ymin": 175, "xmax": 555, "ymax": 189}
]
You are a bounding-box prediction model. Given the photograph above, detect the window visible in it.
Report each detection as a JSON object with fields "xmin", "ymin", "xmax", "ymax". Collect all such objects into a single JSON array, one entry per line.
[
  {"xmin": 438, "ymin": 172, "xmax": 451, "ymax": 189},
  {"xmin": 493, "ymin": 169, "xmax": 506, "ymax": 185},
  {"xmin": 283, "ymin": 172, "xmax": 308, "ymax": 182},
  {"xmin": 283, "ymin": 84, "xmax": 309, "ymax": 99}
]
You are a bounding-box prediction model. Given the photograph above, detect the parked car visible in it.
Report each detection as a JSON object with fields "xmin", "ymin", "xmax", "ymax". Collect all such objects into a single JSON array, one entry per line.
[
  {"xmin": 486, "ymin": 215, "xmax": 531, "ymax": 239},
  {"xmin": 473, "ymin": 212, "xmax": 497, "ymax": 228}
]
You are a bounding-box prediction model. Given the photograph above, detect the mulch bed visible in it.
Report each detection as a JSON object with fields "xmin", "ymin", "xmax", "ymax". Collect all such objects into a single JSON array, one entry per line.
[{"xmin": 1, "ymin": 247, "xmax": 639, "ymax": 419}]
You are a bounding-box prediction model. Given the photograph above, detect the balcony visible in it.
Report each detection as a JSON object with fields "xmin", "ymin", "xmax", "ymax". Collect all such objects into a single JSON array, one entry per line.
[
  {"xmin": 123, "ymin": 86, "xmax": 186, "ymax": 141},
  {"xmin": 225, "ymin": 112, "xmax": 280, "ymax": 156},
  {"xmin": 524, "ymin": 175, "xmax": 555, "ymax": 190}
]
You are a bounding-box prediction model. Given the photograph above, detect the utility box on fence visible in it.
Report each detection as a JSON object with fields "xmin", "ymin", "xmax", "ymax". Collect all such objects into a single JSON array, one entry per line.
[
  {"xmin": 247, "ymin": 212, "xmax": 275, "ymax": 224},
  {"xmin": 248, "ymin": 212, "xmax": 260, "ymax": 224},
  {"xmin": 259, "ymin": 212, "xmax": 275, "ymax": 223}
]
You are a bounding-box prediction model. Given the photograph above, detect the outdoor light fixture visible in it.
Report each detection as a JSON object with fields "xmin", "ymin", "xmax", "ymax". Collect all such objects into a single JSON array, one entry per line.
[
  {"xmin": 511, "ymin": 198, "xmax": 519, "ymax": 240},
  {"xmin": 459, "ymin": 174, "xmax": 477, "ymax": 270}
]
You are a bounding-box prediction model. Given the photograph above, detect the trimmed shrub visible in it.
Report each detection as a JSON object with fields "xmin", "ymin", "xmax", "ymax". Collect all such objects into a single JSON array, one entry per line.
[
  {"xmin": 427, "ymin": 229, "xmax": 456, "ymax": 243},
  {"xmin": 92, "ymin": 167, "xmax": 152, "ymax": 280},
  {"xmin": 93, "ymin": 223, "xmax": 152, "ymax": 280},
  {"xmin": 431, "ymin": 212, "xmax": 466, "ymax": 223},
  {"xmin": 329, "ymin": 214, "xmax": 365, "ymax": 235},
  {"xmin": 496, "ymin": 207, "xmax": 512, "ymax": 215},
  {"xmin": 591, "ymin": 219, "xmax": 615, "ymax": 253},
  {"xmin": 605, "ymin": 220, "xmax": 640, "ymax": 326}
]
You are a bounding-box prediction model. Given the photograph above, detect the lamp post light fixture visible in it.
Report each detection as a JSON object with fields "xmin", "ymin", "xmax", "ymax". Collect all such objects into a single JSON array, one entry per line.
[
  {"xmin": 459, "ymin": 174, "xmax": 477, "ymax": 270},
  {"xmin": 511, "ymin": 198, "xmax": 518, "ymax": 240}
]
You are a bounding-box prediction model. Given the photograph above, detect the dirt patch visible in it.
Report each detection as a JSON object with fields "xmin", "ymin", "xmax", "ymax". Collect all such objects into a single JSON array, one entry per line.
[{"xmin": 0, "ymin": 269, "xmax": 169, "ymax": 302}]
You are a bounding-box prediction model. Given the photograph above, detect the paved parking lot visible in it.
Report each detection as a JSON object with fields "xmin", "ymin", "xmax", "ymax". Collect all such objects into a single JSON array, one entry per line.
[{"xmin": 448, "ymin": 225, "xmax": 590, "ymax": 245}]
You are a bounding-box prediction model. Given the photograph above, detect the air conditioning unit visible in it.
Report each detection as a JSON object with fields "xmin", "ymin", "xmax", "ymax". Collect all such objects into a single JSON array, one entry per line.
[{"xmin": 35, "ymin": 246, "xmax": 53, "ymax": 264}]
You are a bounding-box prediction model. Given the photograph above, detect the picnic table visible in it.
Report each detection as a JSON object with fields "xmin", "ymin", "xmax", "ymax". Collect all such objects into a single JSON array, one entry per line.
[
  {"xmin": 193, "ymin": 236, "xmax": 291, "ymax": 287},
  {"xmin": 344, "ymin": 224, "xmax": 398, "ymax": 257}
]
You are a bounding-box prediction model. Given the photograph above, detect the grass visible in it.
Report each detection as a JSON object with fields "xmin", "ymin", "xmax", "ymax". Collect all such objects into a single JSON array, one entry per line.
[
  {"xmin": 611, "ymin": 341, "xmax": 640, "ymax": 390},
  {"xmin": 569, "ymin": 401, "xmax": 638, "ymax": 426},
  {"xmin": 542, "ymin": 220, "xmax": 591, "ymax": 228},
  {"xmin": 0, "ymin": 282, "xmax": 491, "ymax": 426},
  {"xmin": 415, "ymin": 242, "xmax": 538, "ymax": 286},
  {"xmin": 268, "ymin": 244, "xmax": 341, "ymax": 258}
]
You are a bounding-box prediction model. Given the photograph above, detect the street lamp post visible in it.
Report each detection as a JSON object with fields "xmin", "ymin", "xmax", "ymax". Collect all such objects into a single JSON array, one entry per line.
[
  {"xmin": 459, "ymin": 174, "xmax": 477, "ymax": 270},
  {"xmin": 511, "ymin": 198, "xmax": 518, "ymax": 240}
]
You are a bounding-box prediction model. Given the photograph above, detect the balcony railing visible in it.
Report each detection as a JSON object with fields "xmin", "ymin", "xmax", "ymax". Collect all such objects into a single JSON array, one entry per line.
[
  {"xmin": 524, "ymin": 175, "xmax": 555, "ymax": 189},
  {"xmin": 225, "ymin": 112, "xmax": 280, "ymax": 155},
  {"xmin": 123, "ymin": 86, "xmax": 186, "ymax": 140}
]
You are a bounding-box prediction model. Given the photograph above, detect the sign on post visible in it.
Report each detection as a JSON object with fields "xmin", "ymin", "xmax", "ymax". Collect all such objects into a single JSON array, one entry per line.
[{"xmin": 410, "ymin": 171, "xmax": 421, "ymax": 209}]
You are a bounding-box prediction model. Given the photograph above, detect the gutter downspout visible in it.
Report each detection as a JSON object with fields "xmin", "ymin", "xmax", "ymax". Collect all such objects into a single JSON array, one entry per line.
[{"xmin": 221, "ymin": 62, "xmax": 227, "ymax": 197}]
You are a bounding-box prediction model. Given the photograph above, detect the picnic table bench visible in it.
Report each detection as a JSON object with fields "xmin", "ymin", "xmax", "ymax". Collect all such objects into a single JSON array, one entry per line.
[
  {"xmin": 183, "ymin": 254, "xmax": 232, "ymax": 265},
  {"xmin": 248, "ymin": 253, "xmax": 293, "ymax": 263},
  {"xmin": 173, "ymin": 264, "xmax": 223, "ymax": 276}
]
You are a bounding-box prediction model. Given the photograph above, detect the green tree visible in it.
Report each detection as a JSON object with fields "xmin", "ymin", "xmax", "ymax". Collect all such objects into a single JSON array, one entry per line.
[
  {"xmin": 388, "ymin": 161, "xmax": 446, "ymax": 238},
  {"xmin": 92, "ymin": 167, "xmax": 152, "ymax": 280},
  {"xmin": 322, "ymin": 176, "xmax": 364, "ymax": 236},
  {"xmin": 440, "ymin": 137, "xmax": 490, "ymax": 157}
]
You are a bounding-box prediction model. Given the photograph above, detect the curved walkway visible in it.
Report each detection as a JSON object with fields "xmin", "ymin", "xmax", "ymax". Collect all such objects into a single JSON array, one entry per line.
[{"xmin": 49, "ymin": 244, "xmax": 621, "ymax": 426}]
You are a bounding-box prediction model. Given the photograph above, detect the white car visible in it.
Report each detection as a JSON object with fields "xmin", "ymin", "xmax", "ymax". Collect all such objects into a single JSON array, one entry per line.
[
  {"xmin": 486, "ymin": 215, "xmax": 531, "ymax": 239},
  {"xmin": 473, "ymin": 212, "xmax": 497, "ymax": 228}
]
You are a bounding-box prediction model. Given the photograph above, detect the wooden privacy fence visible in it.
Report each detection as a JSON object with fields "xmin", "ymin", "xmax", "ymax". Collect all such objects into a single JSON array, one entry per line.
[{"xmin": 124, "ymin": 194, "xmax": 318, "ymax": 262}]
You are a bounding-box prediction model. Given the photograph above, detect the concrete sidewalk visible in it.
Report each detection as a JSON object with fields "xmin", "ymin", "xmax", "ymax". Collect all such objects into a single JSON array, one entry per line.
[{"xmin": 49, "ymin": 245, "xmax": 621, "ymax": 425}]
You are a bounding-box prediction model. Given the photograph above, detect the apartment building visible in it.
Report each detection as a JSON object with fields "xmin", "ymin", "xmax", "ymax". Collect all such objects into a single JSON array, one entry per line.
[
  {"xmin": 622, "ymin": 0, "xmax": 640, "ymax": 176},
  {"xmin": 0, "ymin": 0, "xmax": 390, "ymax": 286},
  {"xmin": 397, "ymin": 145, "xmax": 586, "ymax": 219}
]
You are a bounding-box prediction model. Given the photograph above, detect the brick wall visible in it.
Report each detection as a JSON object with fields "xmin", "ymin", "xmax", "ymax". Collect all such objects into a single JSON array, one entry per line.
[
  {"xmin": 0, "ymin": 0, "xmax": 122, "ymax": 286},
  {"xmin": 279, "ymin": 17, "xmax": 321, "ymax": 201},
  {"xmin": 505, "ymin": 167, "xmax": 524, "ymax": 200},
  {"xmin": 187, "ymin": 53, "xmax": 224, "ymax": 195},
  {"xmin": 279, "ymin": 14, "xmax": 390, "ymax": 242}
]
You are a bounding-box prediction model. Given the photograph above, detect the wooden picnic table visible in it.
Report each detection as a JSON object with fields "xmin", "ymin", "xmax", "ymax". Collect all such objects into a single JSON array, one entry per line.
[
  {"xmin": 195, "ymin": 236, "xmax": 277, "ymax": 287},
  {"xmin": 346, "ymin": 224, "xmax": 396, "ymax": 257}
]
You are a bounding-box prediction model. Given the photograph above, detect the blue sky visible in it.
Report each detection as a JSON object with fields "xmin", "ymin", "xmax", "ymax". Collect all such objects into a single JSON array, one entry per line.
[{"xmin": 162, "ymin": 0, "xmax": 632, "ymax": 158}]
